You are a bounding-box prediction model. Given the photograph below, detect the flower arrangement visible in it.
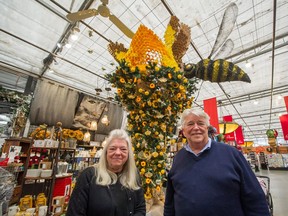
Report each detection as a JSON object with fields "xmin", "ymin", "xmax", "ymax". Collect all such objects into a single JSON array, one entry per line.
[
  {"xmin": 106, "ymin": 16, "xmax": 198, "ymax": 201},
  {"xmin": 62, "ymin": 129, "xmax": 84, "ymax": 141},
  {"xmin": 30, "ymin": 127, "xmax": 51, "ymax": 140},
  {"xmin": 30, "ymin": 127, "xmax": 84, "ymax": 141}
]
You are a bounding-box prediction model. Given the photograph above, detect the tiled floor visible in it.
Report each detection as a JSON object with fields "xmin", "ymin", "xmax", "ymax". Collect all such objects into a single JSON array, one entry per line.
[{"xmin": 256, "ymin": 169, "xmax": 288, "ymax": 216}]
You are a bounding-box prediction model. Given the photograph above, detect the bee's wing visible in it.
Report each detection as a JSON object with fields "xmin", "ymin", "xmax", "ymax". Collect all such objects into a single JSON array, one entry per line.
[
  {"xmin": 213, "ymin": 39, "xmax": 234, "ymax": 59},
  {"xmin": 208, "ymin": 3, "xmax": 238, "ymax": 59}
]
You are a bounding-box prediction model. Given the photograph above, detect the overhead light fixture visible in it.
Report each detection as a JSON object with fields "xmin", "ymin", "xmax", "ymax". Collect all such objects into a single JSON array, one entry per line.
[
  {"xmin": 65, "ymin": 43, "xmax": 72, "ymax": 48},
  {"xmin": 90, "ymin": 120, "xmax": 98, "ymax": 131},
  {"xmin": 70, "ymin": 22, "xmax": 80, "ymax": 41},
  {"xmin": 253, "ymin": 100, "xmax": 259, "ymax": 105},
  {"xmin": 101, "ymin": 115, "xmax": 109, "ymax": 126},
  {"xmin": 57, "ymin": 43, "xmax": 62, "ymax": 48},
  {"xmin": 83, "ymin": 131, "xmax": 91, "ymax": 143}
]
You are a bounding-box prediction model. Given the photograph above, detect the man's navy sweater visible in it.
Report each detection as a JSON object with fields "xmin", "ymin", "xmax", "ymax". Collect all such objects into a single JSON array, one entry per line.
[{"xmin": 164, "ymin": 141, "xmax": 270, "ymax": 216}]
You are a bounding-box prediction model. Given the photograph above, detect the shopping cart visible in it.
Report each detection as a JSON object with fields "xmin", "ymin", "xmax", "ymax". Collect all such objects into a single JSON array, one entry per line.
[{"xmin": 256, "ymin": 175, "xmax": 273, "ymax": 216}]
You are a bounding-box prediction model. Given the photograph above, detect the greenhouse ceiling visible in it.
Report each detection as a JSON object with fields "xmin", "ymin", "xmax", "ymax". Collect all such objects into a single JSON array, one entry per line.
[{"xmin": 0, "ymin": 0, "xmax": 288, "ymax": 144}]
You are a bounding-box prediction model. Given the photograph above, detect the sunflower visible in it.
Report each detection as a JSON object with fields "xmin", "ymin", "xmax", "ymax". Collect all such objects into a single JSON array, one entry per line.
[
  {"xmin": 75, "ymin": 131, "xmax": 84, "ymax": 141},
  {"xmin": 68, "ymin": 130, "xmax": 76, "ymax": 138},
  {"xmin": 120, "ymin": 78, "xmax": 125, "ymax": 83},
  {"xmin": 145, "ymin": 178, "xmax": 151, "ymax": 184}
]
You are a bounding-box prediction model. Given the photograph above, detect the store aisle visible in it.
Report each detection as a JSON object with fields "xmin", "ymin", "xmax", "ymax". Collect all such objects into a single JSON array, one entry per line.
[{"xmin": 257, "ymin": 169, "xmax": 288, "ymax": 216}]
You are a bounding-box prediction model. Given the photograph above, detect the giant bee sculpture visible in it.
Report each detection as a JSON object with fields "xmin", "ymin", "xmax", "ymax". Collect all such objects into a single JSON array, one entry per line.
[{"xmin": 184, "ymin": 3, "xmax": 251, "ymax": 83}]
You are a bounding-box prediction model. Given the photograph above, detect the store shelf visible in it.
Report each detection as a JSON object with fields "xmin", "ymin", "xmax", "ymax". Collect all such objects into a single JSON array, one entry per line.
[{"xmin": 25, "ymin": 176, "xmax": 53, "ymax": 180}]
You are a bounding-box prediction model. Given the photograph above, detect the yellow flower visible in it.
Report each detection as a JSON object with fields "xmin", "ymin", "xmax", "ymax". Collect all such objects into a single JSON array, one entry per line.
[
  {"xmin": 177, "ymin": 74, "xmax": 182, "ymax": 79},
  {"xmin": 152, "ymin": 152, "xmax": 159, "ymax": 157},
  {"xmin": 144, "ymin": 91, "xmax": 149, "ymax": 96},
  {"xmin": 141, "ymin": 161, "xmax": 146, "ymax": 167},
  {"xmin": 156, "ymin": 186, "xmax": 161, "ymax": 192},
  {"xmin": 146, "ymin": 178, "xmax": 151, "ymax": 184},
  {"xmin": 145, "ymin": 130, "xmax": 151, "ymax": 136},
  {"xmin": 168, "ymin": 73, "xmax": 172, "ymax": 79},
  {"xmin": 120, "ymin": 78, "xmax": 125, "ymax": 83},
  {"xmin": 150, "ymin": 83, "xmax": 155, "ymax": 88},
  {"xmin": 172, "ymin": 82, "xmax": 179, "ymax": 88},
  {"xmin": 76, "ymin": 132, "xmax": 84, "ymax": 141},
  {"xmin": 160, "ymin": 169, "xmax": 166, "ymax": 175},
  {"xmin": 117, "ymin": 88, "xmax": 122, "ymax": 94},
  {"xmin": 144, "ymin": 193, "xmax": 152, "ymax": 199},
  {"xmin": 136, "ymin": 96, "xmax": 141, "ymax": 102},
  {"xmin": 68, "ymin": 130, "xmax": 76, "ymax": 138}
]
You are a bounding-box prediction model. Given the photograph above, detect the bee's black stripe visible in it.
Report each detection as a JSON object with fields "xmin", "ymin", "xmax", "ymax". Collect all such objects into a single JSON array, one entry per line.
[
  {"xmin": 235, "ymin": 66, "xmax": 242, "ymax": 81},
  {"xmin": 227, "ymin": 62, "xmax": 234, "ymax": 81},
  {"xmin": 218, "ymin": 59, "xmax": 224, "ymax": 82},
  {"xmin": 207, "ymin": 59, "xmax": 214, "ymax": 81},
  {"xmin": 198, "ymin": 60, "xmax": 205, "ymax": 80}
]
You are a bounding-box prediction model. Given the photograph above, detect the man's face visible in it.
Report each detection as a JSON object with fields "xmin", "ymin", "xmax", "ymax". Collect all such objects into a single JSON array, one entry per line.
[{"xmin": 182, "ymin": 114, "xmax": 209, "ymax": 145}]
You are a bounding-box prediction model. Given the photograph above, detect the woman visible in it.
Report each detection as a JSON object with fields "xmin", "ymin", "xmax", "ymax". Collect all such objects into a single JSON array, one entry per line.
[{"xmin": 66, "ymin": 129, "xmax": 146, "ymax": 216}]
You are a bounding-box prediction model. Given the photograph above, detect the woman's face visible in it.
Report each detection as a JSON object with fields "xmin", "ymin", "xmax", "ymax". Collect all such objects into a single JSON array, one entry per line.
[{"xmin": 106, "ymin": 138, "xmax": 129, "ymax": 173}]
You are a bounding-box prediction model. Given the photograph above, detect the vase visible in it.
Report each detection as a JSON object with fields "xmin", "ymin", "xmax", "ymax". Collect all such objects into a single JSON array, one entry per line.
[{"xmin": 67, "ymin": 138, "xmax": 77, "ymax": 148}]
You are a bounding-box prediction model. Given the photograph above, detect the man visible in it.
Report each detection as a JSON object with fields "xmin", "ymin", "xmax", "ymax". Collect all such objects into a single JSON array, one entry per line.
[{"xmin": 164, "ymin": 108, "xmax": 270, "ymax": 216}]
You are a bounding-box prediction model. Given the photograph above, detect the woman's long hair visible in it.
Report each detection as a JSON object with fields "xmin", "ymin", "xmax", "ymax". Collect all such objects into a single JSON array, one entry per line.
[{"xmin": 94, "ymin": 129, "xmax": 140, "ymax": 190}]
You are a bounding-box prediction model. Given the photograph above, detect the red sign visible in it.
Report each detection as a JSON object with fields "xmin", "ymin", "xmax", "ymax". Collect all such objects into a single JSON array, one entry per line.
[
  {"xmin": 235, "ymin": 126, "xmax": 244, "ymax": 145},
  {"xmin": 203, "ymin": 97, "xmax": 219, "ymax": 134},
  {"xmin": 284, "ymin": 96, "xmax": 288, "ymax": 112},
  {"xmin": 280, "ymin": 114, "xmax": 288, "ymax": 140},
  {"xmin": 223, "ymin": 115, "xmax": 233, "ymax": 122}
]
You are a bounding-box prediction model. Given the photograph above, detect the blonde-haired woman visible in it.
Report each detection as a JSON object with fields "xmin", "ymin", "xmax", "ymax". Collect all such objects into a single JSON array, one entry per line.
[{"xmin": 67, "ymin": 129, "xmax": 146, "ymax": 216}]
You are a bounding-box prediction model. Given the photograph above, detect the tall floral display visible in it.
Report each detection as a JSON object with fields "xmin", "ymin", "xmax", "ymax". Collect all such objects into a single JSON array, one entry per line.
[{"xmin": 106, "ymin": 16, "xmax": 198, "ymax": 201}]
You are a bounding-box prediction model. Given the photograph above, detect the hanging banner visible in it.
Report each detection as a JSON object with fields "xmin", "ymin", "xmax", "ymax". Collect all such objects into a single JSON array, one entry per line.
[
  {"xmin": 235, "ymin": 126, "xmax": 244, "ymax": 145},
  {"xmin": 222, "ymin": 115, "xmax": 235, "ymax": 140},
  {"xmin": 280, "ymin": 114, "xmax": 288, "ymax": 140},
  {"xmin": 203, "ymin": 97, "xmax": 219, "ymax": 134},
  {"xmin": 223, "ymin": 115, "xmax": 233, "ymax": 122},
  {"xmin": 284, "ymin": 96, "xmax": 288, "ymax": 112}
]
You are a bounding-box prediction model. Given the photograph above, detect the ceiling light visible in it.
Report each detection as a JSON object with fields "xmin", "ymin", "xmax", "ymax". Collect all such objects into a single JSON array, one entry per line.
[
  {"xmin": 277, "ymin": 95, "xmax": 282, "ymax": 100},
  {"xmin": 101, "ymin": 115, "xmax": 109, "ymax": 126},
  {"xmin": 90, "ymin": 120, "xmax": 98, "ymax": 131},
  {"xmin": 57, "ymin": 43, "xmax": 62, "ymax": 48},
  {"xmin": 65, "ymin": 43, "xmax": 72, "ymax": 48},
  {"xmin": 83, "ymin": 131, "xmax": 91, "ymax": 142},
  {"xmin": 253, "ymin": 100, "xmax": 258, "ymax": 105},
  {"xmin": 71, "ymin": 33, "xmax": 78, "ymax": 41}
]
